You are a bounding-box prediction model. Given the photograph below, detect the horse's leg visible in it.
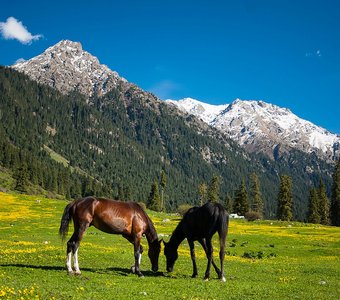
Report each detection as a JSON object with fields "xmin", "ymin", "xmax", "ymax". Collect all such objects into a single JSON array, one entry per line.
[
  {"xmin": 199, "ymin": 238, "xmax": 221, "ymax": 279},
  {"xmin": 139, "ymin": 244, "xmax": 144, "ymax": 264},
  {"xmin": 132, "ymin": 244, "xmax": 143, "ymax": 273},
  {"xmin": 66, "ymin": 231, "xmax": 78, "ymax": 274},
  {"xmin": 188, "ymin": 240, "xmax": 198, "ymax": 278},
  {"xmin": 198, "ymin": 238, "xmax": 217, "ymax": 281},
  {"xmin": 133, "ymin": 235, "xmax": 144, "ymax": 277},
  {"xmin": 218, "ymin": 228, "xmax": 227, "ymax": 282},
  {"xmin": 204, "ymin": 238, "xmax": 214, "ymax": 281},
  {"xmin": 66, "ymin": 222, "xmax": 88, "ymax": 275},
  {"xmin": 66, "ymin": 241, "xmax": 73, "ymax": 274},
  {"xmin": 123, "ymin": 234, "xmax": 143, "ymax": 275}
]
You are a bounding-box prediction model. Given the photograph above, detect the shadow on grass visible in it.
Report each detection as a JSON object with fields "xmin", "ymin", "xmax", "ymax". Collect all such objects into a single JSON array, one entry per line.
[{"xmin": 0, "ymin": 264, "xmax": 164, "ymax": 277}]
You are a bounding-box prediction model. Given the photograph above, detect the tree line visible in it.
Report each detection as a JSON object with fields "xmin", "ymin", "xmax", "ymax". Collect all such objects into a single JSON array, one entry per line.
[{"xmin": 155, "ymin": 160, "xmax": 339, "ymax": 226}]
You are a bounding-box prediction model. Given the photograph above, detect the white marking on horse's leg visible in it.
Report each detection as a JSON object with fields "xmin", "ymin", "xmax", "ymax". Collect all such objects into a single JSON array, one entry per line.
[
  {"xmin": 221, "ymin": 276, "xmax": 226, "ymax": 282},
  {"xmin": 73, "ymin": 249, "xmax": 81, "ymax": 275},
  {"xmin": 66, "ymin": 252, "xmax": 73, "ymax": 274},
  {"xmin": 138, "ymin": 252, "xmax": 142, "ymax": 265},
  {"xmin": 131, "ymin": 252, "xmax": 141, "ymax": 274}
]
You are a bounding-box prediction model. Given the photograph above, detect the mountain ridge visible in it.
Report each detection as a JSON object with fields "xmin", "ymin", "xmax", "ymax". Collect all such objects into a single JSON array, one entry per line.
[
  {"xmin": 166, "ymin": 98, "xmax": 340, "ymax": 162},
  {"xmin": 13, "ymin": 40, "xmax": 126, "ymax": 97},
  {"xmin": 11, "ymin": 39, "xmax": 339, "ymax": 163}
]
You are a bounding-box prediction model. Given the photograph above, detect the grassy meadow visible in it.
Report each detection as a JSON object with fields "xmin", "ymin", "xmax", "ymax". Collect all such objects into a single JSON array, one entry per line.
[{"xmin": 0, "ymin": 192, "xmax": 339, "ymax": 299}]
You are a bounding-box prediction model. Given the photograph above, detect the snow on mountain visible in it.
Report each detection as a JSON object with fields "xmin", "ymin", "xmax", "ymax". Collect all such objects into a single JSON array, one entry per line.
[
  {"xmin": 12, "ymin": 40, "xmax": 126, "ymax": 97},
  {"xmin": 167, "ymin": 98, "xmax": 340, "ymax": 161},
  {"xmin": 165, "ymin": 98, "xmax": 228, "ymax": 124}
]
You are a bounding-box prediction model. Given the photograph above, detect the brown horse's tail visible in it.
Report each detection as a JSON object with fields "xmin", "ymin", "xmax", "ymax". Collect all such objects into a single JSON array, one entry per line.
[{"xmin": 59, "ymin": 201, "xmax": 75, "ymax": 242}]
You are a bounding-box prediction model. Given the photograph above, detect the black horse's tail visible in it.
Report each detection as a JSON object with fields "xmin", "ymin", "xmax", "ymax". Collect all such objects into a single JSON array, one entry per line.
[
  {"xmin": 217, "ymin": 204, "xmax": 229, "ymax": 243},
  {"xmin": 59, "ymin": 201, "xmax": 75, "ymax": 242}
]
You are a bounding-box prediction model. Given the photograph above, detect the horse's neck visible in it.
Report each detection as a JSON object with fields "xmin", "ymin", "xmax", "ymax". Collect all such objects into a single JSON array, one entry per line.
[
  {"xmin": 169, "ymin": 224, "xmax": 185, "ymax": 248},
  {"xmin": 145, "ymin": 219, "xmax": 158, "ymax": 244}
]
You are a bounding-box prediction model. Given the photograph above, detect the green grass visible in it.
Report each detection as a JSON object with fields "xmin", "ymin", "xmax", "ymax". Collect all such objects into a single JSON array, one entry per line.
[
  {"xmin": 43, "ymin": 145, "xmax": 89, "ymax": 178},
  {"xmin": 43, "ymin": 145, "xmax": 70, "ymax": 168},
  {"xmin": 0, "ymin": 192, "xmax": 339, "ymax": 299}
]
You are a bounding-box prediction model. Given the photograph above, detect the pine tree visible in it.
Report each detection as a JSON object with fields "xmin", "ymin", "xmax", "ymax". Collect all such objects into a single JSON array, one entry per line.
[
  {"xmin": 198, "ymin": 182, "xmax": 207, "ymax": 206},
  {"xmin": 250, "ymin": 173, "xmax": 264, "ymax": 217},
  {"xmin": 70, "ymin": 179, "xmax": 82, "ymax": 199},
  {"xmin": 318, "ymin": 180, "xmax": 330, "ymax": 225},
  {"xmin": 233, "ymin": 180, "xmax": 249, "ymax": 216},
  {"xmin": 82, "ymin": 177, "xmax": 94, "ymax": 197},
  {"xmin": 224, "ymin": 194, "xmax": 233, "ymax": 212},
  {"xmin": 147, "ymin": 180, "xmax": 161, "ymax": 211},
  {"xmin": 331, "ymin": 158, "xmax": 340, "ymax": 226},
  {"xmin": 14, "ymin": 164, "xmax": 29, "ymax": 193},
  {"xmin": 277, "ymin": 175, "xmax": 293, "ymax": 221},
  {"xmin": 117, "ymin": 184, "xmax": 125, "ymax": 200},
  {"xmin": 160, "ymin": 170, "xmax": 167, "ymax": 211},
  {"xmin": 207, "ymin": 175, "xmax": 220, "ymax": 203},
  {"xmin": 123, "ymin": 186, "xmax": 132, "ymax": 201},
  {"xmin": 308, "ymin": 188, "xmax": 320, "ymax": 224}
]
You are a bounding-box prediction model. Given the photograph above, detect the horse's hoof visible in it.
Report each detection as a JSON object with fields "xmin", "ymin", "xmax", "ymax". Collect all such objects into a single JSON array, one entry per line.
[
  {"xmin": 204, "ymin": 278, "xmax": 209, "ymax": 282},
  {"xmin": 74, "ymin": 271, "xmax": 81, "ymax": 276},
  {"xmin": 220, "ymin": 276, "xmax": 226, "ymax": 283},
  {"xmin": 67, "ymin": 271, "xmax": 74, "ymax": 275},
  {"xmin": 191, "ymin": 274, "xmax": 198, "ymax": 278},
  {"xmin": 131, "ymin": 266, "xmax": 136, "ymax": 274},
  {"xmin": 137, "ymin": 272, "xmax": 144, "ymax": 278}
]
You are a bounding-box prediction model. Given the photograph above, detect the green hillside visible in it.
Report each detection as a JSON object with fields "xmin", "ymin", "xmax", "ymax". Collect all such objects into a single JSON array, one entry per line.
[{"xmin": 0, "ymin": 66, "xmax": 334, "ymax": 219}]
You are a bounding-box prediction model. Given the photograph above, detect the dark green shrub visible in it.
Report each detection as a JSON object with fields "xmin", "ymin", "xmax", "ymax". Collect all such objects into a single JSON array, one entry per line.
[
  {"xmin": 245, "ymin": 211, "xmax": 262, "ymax": 221},
  {"xmin": 177, "ymin": 204, "xmax": 192, "ymax": 216}
]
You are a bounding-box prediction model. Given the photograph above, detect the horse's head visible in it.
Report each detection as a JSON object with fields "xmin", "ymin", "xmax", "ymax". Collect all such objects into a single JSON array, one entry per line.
[
  {"xmin": 163, "ymin": 240, "xmax": 178, "ymax": 272},
  {"xmin": 148, "ymin": 239, "xmax": 162, "ymax": 272}
]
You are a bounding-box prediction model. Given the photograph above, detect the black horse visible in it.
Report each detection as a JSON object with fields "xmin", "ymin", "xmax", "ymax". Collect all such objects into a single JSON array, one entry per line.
[{"xmin": 164, "ymin": 202, "xmax": 228, "ymax": 281}]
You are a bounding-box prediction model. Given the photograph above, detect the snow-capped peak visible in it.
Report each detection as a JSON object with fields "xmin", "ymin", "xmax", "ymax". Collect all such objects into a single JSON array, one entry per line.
[
  {"xmin": 12, "ymin": 39, "xmax": 126, "ymax": 97},
  {"xmin": 165, "ymin": 98, "xmax": 228, "ymax": 124},
  {"xmin": 167, "ymin": 98, "xmax": 340, "ymax": 161}
]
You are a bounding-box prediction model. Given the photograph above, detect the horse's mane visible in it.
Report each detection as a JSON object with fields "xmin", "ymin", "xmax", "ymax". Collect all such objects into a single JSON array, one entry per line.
[{"xmin": 146, "ymin": 215, "xmax": 158, "ymax": 243}]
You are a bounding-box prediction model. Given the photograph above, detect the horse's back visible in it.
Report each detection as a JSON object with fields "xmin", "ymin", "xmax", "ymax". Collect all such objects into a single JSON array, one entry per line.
[
  {"xmin": 182, "ymin": 202, "xmax": 228, "ymax": 239},
  {"xmin": 72, "ymin": 197, "xmax": 147, "ymax": 235}
]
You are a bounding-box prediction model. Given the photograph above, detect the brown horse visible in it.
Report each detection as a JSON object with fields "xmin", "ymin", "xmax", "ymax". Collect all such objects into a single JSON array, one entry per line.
[{"xmin": 59, "ymin": 196, "xmax": 161, "ymax": 276}]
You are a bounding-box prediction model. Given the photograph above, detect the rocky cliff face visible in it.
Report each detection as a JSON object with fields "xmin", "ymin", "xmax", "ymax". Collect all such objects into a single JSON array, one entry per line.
[{"xmin": 13, "ymin": 40, "xmax": 126, "ymax": 97}]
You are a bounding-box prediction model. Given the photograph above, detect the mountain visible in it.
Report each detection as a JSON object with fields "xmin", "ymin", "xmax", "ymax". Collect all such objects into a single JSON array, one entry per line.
[
  {"xmin": 13, "ymin": 40, "xmax": 126, "ymax": 97},
  {"xmin": 12, "ymin": 40, "xmax": 339, "ymax": 164},
  {"xmin": 1, "ymin": 40, "xmax": 335, "ymax": 220},
  {"xmin": 166, "ymin": 98, "xmax": 340, "ymax": 162},
  {"xmin": 0, "ymin": 65, "xmax": 265, "ymax": 211}
]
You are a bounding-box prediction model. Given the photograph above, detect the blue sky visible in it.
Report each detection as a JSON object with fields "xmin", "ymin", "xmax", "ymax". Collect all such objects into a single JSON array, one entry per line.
[{"xmin": 1, "ymin": 0, "xmax": 339, "ymax": 133}]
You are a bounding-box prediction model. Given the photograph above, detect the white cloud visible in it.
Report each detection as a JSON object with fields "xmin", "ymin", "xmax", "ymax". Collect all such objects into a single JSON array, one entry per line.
[
  {"xmin": 305, "ymin": 49, "xmax": 322, "ymax": 58},
  {"xmin": 148, "ymin": 80, "xmax": 181, "ymax": 100},
  {"xmin": 0, "ymin": 17, "xmax": 42, "ymax": 44}
]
